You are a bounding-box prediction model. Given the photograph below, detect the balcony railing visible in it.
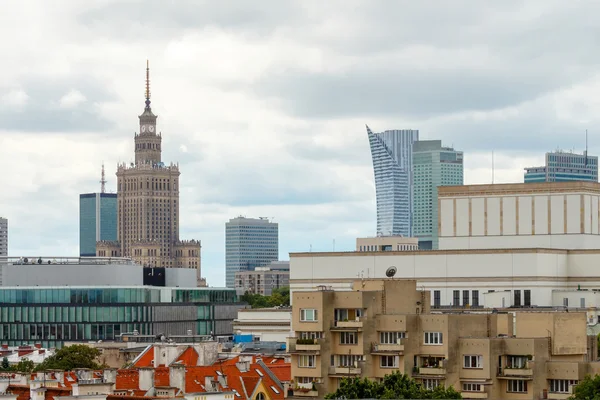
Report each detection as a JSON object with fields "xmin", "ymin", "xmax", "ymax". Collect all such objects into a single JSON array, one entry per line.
[
  {"xmin": 287, "ymin": 338, "xmax": 321, "ymax": 353},
  {"xmin": 416, "ymin": 367, "xmax": 446, "ymax": 376},
  {"xmin": 371, "ymin": 340, "xmax": 404, "ymax": 353},
  {"xmin": 329, "ymin": 366, "xmax": 362, "ymax": 375},
  {"xmin": 498, "ymin": 361, "xmax": 533, "ymax": 378},
  {"xmin": 331, "ymin": 318, "xmax": 363, "ymax": 330},
  {"xmin": 293, "ymin": 383, "xmax": 319, "ymax": 397}
]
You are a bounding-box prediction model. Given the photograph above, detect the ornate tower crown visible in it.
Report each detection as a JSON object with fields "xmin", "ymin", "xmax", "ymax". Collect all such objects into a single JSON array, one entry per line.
[{"xmin": 135, "ymin": 60, "xmax": 161, "ymax": 165}]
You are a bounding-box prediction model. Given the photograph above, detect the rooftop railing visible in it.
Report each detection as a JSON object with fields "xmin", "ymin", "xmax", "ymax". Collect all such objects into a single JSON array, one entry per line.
[{"xmin": 0, "ymin": 256, "xmax": 136, "ymax": 266}]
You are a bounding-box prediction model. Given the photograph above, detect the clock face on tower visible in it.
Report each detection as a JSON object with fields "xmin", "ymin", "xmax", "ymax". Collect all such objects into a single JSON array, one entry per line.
[
  {"xmin": 149, "ymin": 125, "xmax": 155, "ymax": 133},
  {"xmin": 141, "ymin": 125, "xmax": 146, "ymax": 133}
]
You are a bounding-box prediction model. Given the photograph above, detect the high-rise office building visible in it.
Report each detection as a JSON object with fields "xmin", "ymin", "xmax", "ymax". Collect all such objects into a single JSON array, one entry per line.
[
  {"xmin": 366, "ymin": 126, "xmax": 419, "ymax": 237},
  {"xmin": 96, "ymin": 62, "xmax": 203, "ymax": 286},
  {"xmin": 524, "ymin": 150, "xmax": 598, "ymax": 183},
  {"xmin": 413, "ymin": 140, "xmax": 464, "ymax": 249},
  {"xmin": 79, "ymin": 193, "xmax": 118, "ymax": 256},
  {"xmin": 0, "ymin": 217, "xmax": 7, "ymax": 257},
  {"xmin": 225, "ymin": 216, "xmax": 278, "ymax": 288}
]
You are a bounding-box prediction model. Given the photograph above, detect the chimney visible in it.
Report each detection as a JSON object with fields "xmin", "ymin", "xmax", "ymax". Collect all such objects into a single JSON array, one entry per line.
[
  {"xmin": 235, "ymin": 361, "xmax": 250, "ymax": 373},
  {"xmin": 34, "ymin": 343, "xmax": 42, "ymax": 349},
  {"xmin": 217, "ymin": 375, "xmax": 228, "ymax": 389},
  {"xmin": 103, "ymin": 369, "xmax": 117, "ymax": 384},
  {"xmin": 169, "ymin": 364, "xmax": 185, "ymax": 392},
  {"xmin": 1, "ymin": 344, "xmax": 8, "ymax": 350},
  {"xmin": 39, "ymin": 349, "xmax": 45, "ymax": 355},
  {"xmin": 204, "ymin": 376, "xmax": 215, "ymax": 392},
  {"xmin": 139, "ymin": 368, "xmax": 154, "ymax": 391}
]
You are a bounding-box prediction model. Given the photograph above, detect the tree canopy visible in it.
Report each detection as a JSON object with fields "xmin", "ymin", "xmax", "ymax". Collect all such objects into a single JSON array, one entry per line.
[
  {"xmin": 240, "ymin": 286, "xmax": 290, "ymax": 308},
  {"xmin": 569, "ymin": 375, "xmax": 600, "ymax": 400},
  {"xmin": 35, "ymin": 344, "xmax": 104, "ymax": 371},
  {"xmin": 324, "ymin": 371, "xmax": 462, "ymax": 399}
]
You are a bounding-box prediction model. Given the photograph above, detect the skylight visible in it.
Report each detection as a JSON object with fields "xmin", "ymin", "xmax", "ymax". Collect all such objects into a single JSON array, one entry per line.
[
  {"xmin": 256, "ymin": 370, "xmax": 264, "ymax": 377},
  {"xmin": 216, "ymin": 371, "xmax": 223, "ymax": 376},
  {"xmin": 271, "ymin": 386, "xmax": 280, "ymax": 394}
]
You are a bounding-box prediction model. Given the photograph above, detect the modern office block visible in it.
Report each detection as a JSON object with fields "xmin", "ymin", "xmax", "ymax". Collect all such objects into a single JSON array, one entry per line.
[
  {"xmin": 225, "ymin": 217, "xmax": 278, "ymax": 288},
  {"xmin": 413, "ymin": 140, "xmax": 463, "ymax": 249},
  {"xmin": 366, "ymin": 126, "xmax": 419, "ymax": 237},
  {"xmin": 524, "ymin": 150, "xmax": 598, "ymax": 183},
  {"xmin": 79, "ymin": 193, "xmax": 117, "ymax": 257},
  {"xmin": 0, "ymin": 218, "xmax": 7, "ymax": 258}
]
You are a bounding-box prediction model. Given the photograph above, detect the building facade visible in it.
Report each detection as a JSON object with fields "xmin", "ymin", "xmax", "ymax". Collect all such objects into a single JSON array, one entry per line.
[
  {"xmin": 366, "ymin": 126, "xmax": 419, "ymax": 237},
  {"xmin": 524, "ymin": 150, "xmax": 598, "ymax": 183},
  {"xmin": 80, "ymin": 193, "xmax": 117, "ymax": 257},
  {"xmin": 356, "ymin": 236, "xmax": 418, "ymax": 252},
  {"xmin": 288, "ymin": 278, "xmax": 598, "ymax": 399},
  {"xmin": 413, "ymin": 140, "xmax": 463, "ymax": 249},
  {"xmin": 232, "ymin": 308, "xmax": 292, "ymax": 342},
  {"xmin": 95, "ymin": 62, "xmax": 202, "ymax": 286},
  {"xmin": 0, "ymin": 218, "xmax": 7, "ymax": 258},
  {"xmin": 225, "ymin": 217, "xmax": 278, "ymax": 288},
  {"xmin": 235, "ymin": 267, "xmax": 289, "ymax": 296}
]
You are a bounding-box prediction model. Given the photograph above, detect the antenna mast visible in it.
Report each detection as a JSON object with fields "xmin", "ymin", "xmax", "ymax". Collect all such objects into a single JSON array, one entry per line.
[
  {"xmin": 100, "ymin": 163, "xmax": 107, "ymax": 193},
  {"xmin": 585, "ymin": 129, "xmax": 589, "ymax": 167}
]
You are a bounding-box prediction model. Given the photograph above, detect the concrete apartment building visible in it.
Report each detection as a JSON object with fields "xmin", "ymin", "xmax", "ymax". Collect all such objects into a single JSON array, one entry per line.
[
  {"xmin": 288, "ymin": 279, "xmax": 599, "ymax": 399},
  {"xmin": 356, "ymin": 236, "xmax": 419, "ymax": 252},
  {"xmin": 235, "ymin": 266, "xmax": 289, "ymax": 296}
]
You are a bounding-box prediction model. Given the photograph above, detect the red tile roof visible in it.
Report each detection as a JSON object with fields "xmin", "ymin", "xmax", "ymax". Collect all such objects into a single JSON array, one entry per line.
[
  {"xmin": 173, "ymin": 347, "xmax": 199, "ymax": 367},
  {"xmin": 116, "ymin": 369, "xmax": 140, "ymax": 390},
  {"xmin": 267, "ymin": 365, "xmax": 291, "ymax": 382},
  {"xmin": 153, "ymin": 366, "xmax": 170, "ymax": 387},
  {"xmin": 132, "ymin": 346, "xmax": 154, "ymax": 368}
]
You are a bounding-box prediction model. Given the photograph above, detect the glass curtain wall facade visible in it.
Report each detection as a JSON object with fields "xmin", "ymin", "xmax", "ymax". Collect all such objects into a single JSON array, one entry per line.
[
  {"xmin": 0, "ymin": 287, "xmax": 239, "ymax": 348},
  {"xmin": 367, "ymin": 126, "xmax": 419, "ymax": 237},
  {"xmin": 0, "ymin": 218, "xmax": 7, "ymax": 258},
  {"xmin": 79, "ymin": 193, "xmax": 117, "ymax": 256},
  {"xmin": 413, "ymin": 140, "xmax": 463, "ymax": 249},
  {"xmin": 225, "ymin": 217, "xmax": 278, "ymax": 288},
  {"xmin": 524, "ymin": 151, "xmax": 598, "ymax": 183}
]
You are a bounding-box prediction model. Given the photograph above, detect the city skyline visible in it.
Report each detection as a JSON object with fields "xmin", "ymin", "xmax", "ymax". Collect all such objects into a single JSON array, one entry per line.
[{"xmin": 3, "ymin": 1, "xmax": 600, "ymax": 287}]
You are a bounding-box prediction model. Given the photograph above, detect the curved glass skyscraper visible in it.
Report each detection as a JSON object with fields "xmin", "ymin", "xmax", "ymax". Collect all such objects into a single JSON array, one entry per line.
[{"xmin": 367, "ymin": 126, "xmax": 419, "ymax": 237}]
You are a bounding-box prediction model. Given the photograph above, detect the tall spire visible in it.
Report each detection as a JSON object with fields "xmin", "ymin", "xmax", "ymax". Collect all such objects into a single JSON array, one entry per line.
[{"xmin": 145, "ymin": 60, "xmax": 151, "ymax": 109}]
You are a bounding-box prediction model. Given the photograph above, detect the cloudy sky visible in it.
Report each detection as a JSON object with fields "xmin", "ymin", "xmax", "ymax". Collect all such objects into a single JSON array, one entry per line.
[{"xmin": 1, "ymin": 0, "xmax": 600, "ymax": 287}]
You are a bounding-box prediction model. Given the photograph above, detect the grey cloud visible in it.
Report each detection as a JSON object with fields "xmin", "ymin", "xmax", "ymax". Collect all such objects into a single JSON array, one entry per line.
[{"xmin": 0, "ymin": 78, "xmax": 115, "ymax": 133}]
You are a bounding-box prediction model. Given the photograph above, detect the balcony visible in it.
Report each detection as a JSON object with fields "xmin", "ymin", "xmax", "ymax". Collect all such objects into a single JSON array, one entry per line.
[
  {"xmin": 548, "ymin": 393, "xmax": 572, "ymax": 400},
  {"xmin": 328, "ymin": 366, "xmax": 362, "ymax": 376},
  {"xmin": 287, "ymin": 338, "xmax": 321, "ymax": 353},
  {"xmin": 460, "ymin": 392, "xmax": 487, "ymax": 399},
  {"xmin": 498, "ymin": 363, "xmax": 533, "ymax": 379},
  {"xmin": 331, "ymin": 318, "xmax": 363, "ymax": 331},
  {"xmin": 293, "ymin": 383, "xmax": 319, "ymax": 397},
  {"xmin": 416, "ymin": 367, "xmax": 446, "ymax": 376},
  {"xmin": 371, "ymin": 341, "xmax": 404, "ymax": 354}
]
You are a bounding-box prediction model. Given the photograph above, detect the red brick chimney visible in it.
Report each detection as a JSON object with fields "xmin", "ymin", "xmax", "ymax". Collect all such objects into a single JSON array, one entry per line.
[{"xmin": 34, "ymin": 343, "xmax": 42, "ymax": 349}]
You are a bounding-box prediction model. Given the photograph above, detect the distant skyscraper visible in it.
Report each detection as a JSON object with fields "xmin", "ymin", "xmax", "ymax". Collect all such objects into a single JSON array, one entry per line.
[
  {"xmin": 0, "ymin": 217, "xmax": 7, "ymax": 257},
  {"xmin": 413, "ymin": 140, "xmax": 464, "ymax": 250},
  {"xmin": 79, "ymin": 193, "xmax": 117, "ymax": 257},
  {"xmin": 225, "ymin": 217, "xmax": 279, "ymax": 288},
  {"xmin": 367, "ymin": 126, "xmax": 419, "ymax": 237},
  {"xmin": 524, "ymin": 150, "xmax": 598, "ymax": 183}
]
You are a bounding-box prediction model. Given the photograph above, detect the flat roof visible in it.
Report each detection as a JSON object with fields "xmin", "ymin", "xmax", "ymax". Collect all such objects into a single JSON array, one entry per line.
[
  {"xmin": 289, "ymin": 247, "xmax": 590, "ymax": 257},
  {"xmin": 438, "ymin": 181, "xmax": 600, "ymax": 197}
]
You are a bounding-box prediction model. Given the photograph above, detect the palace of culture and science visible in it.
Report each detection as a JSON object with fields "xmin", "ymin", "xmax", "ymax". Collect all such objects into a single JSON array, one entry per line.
[{"xmin": 97, "ymin": 62, "xmax": 204, "ymax": 286}]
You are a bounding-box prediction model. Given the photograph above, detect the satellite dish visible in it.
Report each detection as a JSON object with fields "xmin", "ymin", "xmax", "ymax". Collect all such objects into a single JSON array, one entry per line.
[{"xmin": 385, "ymin": 266, "xmax": 397, "ymax": 278}]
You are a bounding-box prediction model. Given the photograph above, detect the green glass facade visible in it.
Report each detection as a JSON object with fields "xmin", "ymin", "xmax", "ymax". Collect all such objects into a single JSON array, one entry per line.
[
  {"xmin": 0, "ymin": 286, "xmax": 240, "ymax": 348},
  {"xmin": 413, "ymin": 140, "xmax": 463, "ymax": 250},
  {"xmin": 80, "ymin": 193, "xmax": 117, "ymax": 257}
]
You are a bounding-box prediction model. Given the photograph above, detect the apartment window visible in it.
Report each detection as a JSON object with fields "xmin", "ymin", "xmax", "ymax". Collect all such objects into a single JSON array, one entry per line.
[
  {"xmin": 514, "ymin": 290, "xmax": 521, "ymax": 307},
  {"xmin": 524, "ymin": 290, "xmax": 531, "ymax": 306},
  {"xmin": 462, "ymin": 383, "xmax": 482, "ymax": 392},
  {"xmin": 338, "ymin": 354, "xmax": 363, "ymax": 367},
  {"xmin": 380, "ymin": 355, "xmax": 397, "ymax": 368},
  {"xmin": 581, "ymin": 298, "xmax": 586, "ymax": 308},
  {"xmin": 340, "ymin": 332, "xmax": 357, "ymax": 345},
  {"xmin": 453, "ymin": 290, "xmax": 460, "ymax": 306},
  {"xmin": 563, "ymin": 298, "xmax": 569, "ymax": 307},
  {"xmin": 424, "ymin": 332, "xmax": 443, "ymax": 345},
  {"xmin": 297, "ymin": 377, "xmax": 314, "ymax": 384},
  {"xmin": 299, "ymin": 331, "xmax": 322, "ymax": 340},
  {"xmin": 549, "ymin": 379, "xmax": 578, "ymax": 393},
  {"xmin": 298, "ymin": 355, "xmax": 315, "ymax": 368},
  {"xmin": 507, "ymin": 380, "xmax": 527, "ymax": 393},
  {"xmin": 380, "ymin": 331, "xmax": 405, "ymax": 344},
  {"xmin": 434, "ymin": 290, "xmax": 441, "ymax": 307},
  {"xmin": 463, "ymin": 290, "xmax": 469, "ymax": 306},
  {"xmin": 463, "ymin": 355, "xmax": 483, "ymax": 369},
  {"xmin": 472, "ymin": 290, "xmax": 479, "ymax": 307},
  {"xmin": 422, "ymin": 379, "xmax": 441, "ymax": 390},
  {"xmin": 507, "ymin": 356, "xmax": 528, "ymax": 369},
  {"xmin": 300, "ymin": 309, "xmax": 317, "ymax": 322}
]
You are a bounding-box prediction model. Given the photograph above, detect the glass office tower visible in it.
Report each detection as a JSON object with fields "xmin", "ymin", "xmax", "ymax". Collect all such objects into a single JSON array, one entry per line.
[
  {"xmin": 225, "ymin": 217, "xmax": 278, "ymax": 288},
  {"xmin": 367, "ymin": 126, "xmax": 419, "ymax": 237},
  {"xmin": 413, "ymin": 140, "xmax": 464, "ymax": 249},
  {"xmin": 79, "ymin": 193, "xmax": 117, "ymax": 257},
  {"xmin": 524, "ymin": 150, "xmax": 598, "ymax": 183}
]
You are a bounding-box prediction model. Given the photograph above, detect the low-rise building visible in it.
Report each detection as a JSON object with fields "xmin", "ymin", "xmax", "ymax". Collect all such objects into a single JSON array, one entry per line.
[
  {"xmin": 288, "ymin": 278, "xmax": 600, "ymax": 399},
  {"xmin": 356, "ymin": 236, "xmax": 419, "ymax": 252},
  {"xmin": 232, "ymin": 308, "xmax": 292, "ymax": 343},
  {"xmin": 235, "ymin": 268, "xmax": 289, "ymax": 296}
]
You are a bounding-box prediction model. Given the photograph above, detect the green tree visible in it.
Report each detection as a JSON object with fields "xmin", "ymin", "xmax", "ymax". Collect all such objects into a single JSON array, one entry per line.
[
  {"xmin": 14, "ymin": 359, "xmax": 34, "ymax": 373},
  {"xmin": 240, "ymin": 287, "xmax": 290, "ymax": 309},
  {"xmin": 1, "ymin": 357, "xmax": 9, "ymax": 370},
  {"xmin": 35, "ymin": 345, "xmax": 103, "ymax": 371},
  {"xmin": 569, "ymin": 375, "xmax": 600, "ymax": 400},
  {"xmin": 324, "ymin": 371, "xmax": 462, "ymax": 399}
]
